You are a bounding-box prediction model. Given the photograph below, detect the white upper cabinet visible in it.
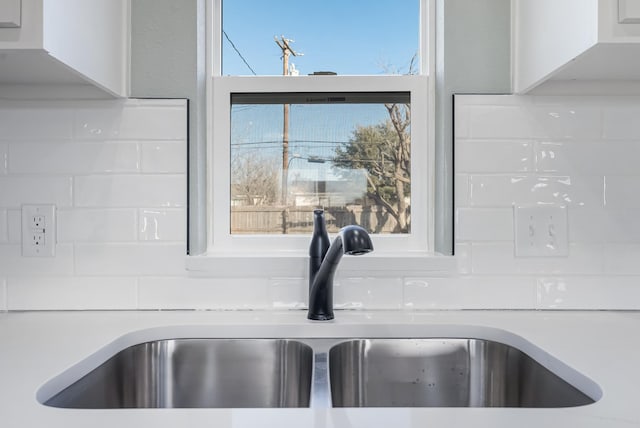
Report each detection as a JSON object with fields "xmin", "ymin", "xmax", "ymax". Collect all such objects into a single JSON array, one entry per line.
[
  {"xmin": 0, "ymin": 0, "xmax": 129, "ymax": 98},
  {"xmin": 0, "ymin": 0, "xmax": 22, "ymax": 27},
  {"xmin": 513, "ymin": 0, "xmax": 640, "ymax": 93},
  {"xmin": 619, "ymin": 0, "xmax": 640, "ymax": 22}
]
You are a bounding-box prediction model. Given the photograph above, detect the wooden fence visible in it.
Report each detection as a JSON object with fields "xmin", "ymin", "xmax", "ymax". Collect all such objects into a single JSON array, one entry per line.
[{"xmin": 230, "ymin": 206, "xmax": 403, "ymax": 234}]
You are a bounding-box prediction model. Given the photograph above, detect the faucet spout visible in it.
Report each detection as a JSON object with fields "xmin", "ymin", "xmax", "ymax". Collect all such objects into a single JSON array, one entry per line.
[{"xmin": 308, "ymin": 225, "xmax": 373, "ymax": 321}]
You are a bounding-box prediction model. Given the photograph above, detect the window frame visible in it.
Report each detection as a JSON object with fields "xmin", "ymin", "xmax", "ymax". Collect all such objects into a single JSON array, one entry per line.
[{"xmin": 189, "ymin": 0, "xmax": 446, "ymax": 275}]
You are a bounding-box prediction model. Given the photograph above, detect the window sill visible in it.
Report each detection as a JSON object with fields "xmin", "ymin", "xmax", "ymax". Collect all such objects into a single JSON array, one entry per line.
[{"xmin": 185, "ymin": 251, "xmax": 458, "ymax": 278}]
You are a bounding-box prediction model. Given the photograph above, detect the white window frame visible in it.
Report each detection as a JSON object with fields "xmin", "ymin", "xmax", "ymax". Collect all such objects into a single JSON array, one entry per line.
[{"xmin": 187, "ymin": 0, "xmax": 453, "ymax": 276}]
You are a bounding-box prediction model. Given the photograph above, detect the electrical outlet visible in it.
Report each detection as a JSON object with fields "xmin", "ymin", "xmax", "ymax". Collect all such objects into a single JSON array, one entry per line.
[
  {"xmin": 514, "ymin": 205, "xmax": 569, "ymax": 257},
  {"xmin": 32, "ymin": 232, "xmax": 45, "ymax": 246},
  {"xmin": 32, "ymin": 215, "xmax": 45, "ymax": 229},
  {"xmin": 21, "ymin": 205, "xmax": 56, "ymax": 257}
]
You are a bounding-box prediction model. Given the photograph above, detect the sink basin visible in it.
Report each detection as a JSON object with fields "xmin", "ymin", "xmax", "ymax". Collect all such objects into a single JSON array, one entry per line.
[
  {"xmin": 41, "ymin": 333, "xmax": 599, "ymax": 410},
  {"xmin": 329, "ymin": 339, "xmax": 595, "ymax": 408},
  {"xmin": 44, "ymin": 339, "xmax": 313, "ymax": 409}
]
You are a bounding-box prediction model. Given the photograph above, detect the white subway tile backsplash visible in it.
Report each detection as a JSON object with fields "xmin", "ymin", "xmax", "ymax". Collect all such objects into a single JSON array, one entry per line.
[
  {"xmin": 448, "ymin": 95, "xmax": 640, "ymax": 311},
  {"xmin": 0, "ymin": 244, "xmax": 74, "ymax": 276},
  {"xmin": 0, "ymin": 279, "xmax": 6, "ymax": 311},
  {"xmin": 1, "ymin": 95, "xmax": 638, "ymax": 311},
  {"xmin": 6, "ymin": 210, "xmax": 20, "ymax": 244},
  {"xmin": 138, "ymin": 277, "xmax": 269, "ymax": 310},
  {"xmin": 58, "ymin": 209, "xmax": 138, "ymax": 242},
  {"xmin": 602, "ymin": 142, "xmax": 640, "ymax": 175},
  {"xmin": 7, "ymin": 277, "xmax": 137, "ymax": 310},
  {"xmin": 604, "ymin": 244, "xmax": 640, "ymax": 274},
  {"xmin": 8, "ymin": 142, "xmax": 140, "ymax": 174},
  {"xmin": 530, "ymin": 106, "xmax": 602, "ymax": 140},
  {"xmin": 74, "ymin": 175, "xmax": 186, "ymax": 208},
  {"xmin": 139, "ymin": 209, "xmax": 186, "ymax": 241},
  {"xmin": 471, "ymin": 242, "xmax": 604, "ymax": 275},
  {"xmin": 73, "ymin": 101, "xmax": 126, "ymax": 139},
  {"xmin": 468, "ymin": 175, "xmax": 524, "ymax": 207},
  {"xmin": 468, "ymin": 175, "xmax": 604, "ymax": 208},
  {"xmin": 140, "ymin": 142, "xmax": 187, "ymax": 173},
  {"xmin": 0, "ymin": 210, "xmax": 7, "ymax": 243},
  {"xmin": 536, "ymin": 141, "xmax": 640, "ymax": 175},
  {"xmin": 404, "ymin": 277, "xmax": 536, "ymax": 309},
  {"xmin": 0, "ymin": 100, "xmax": 191, "ymax": 310},
  {"xmin": 604, "ymin": 176, "xmax": 640, "ymax": 211},
  {"xmin": 603, "ymin": 106, "xmax": 640, "ymax": 140},
  {"xmin": 333, "ymin": 277, "xmax": 403, "ymax": 310},
  {"xmin": 454, "ymin": 174, "xmax": 470, "ymax": 208},
  {"xmin": 0, "ymin": 104, "xmax": 74, "ymax": 140},
  {"xmin": 75, "ymin": 102, "xmax": 187, "ymax": 140},
  {"xmin": 0, "ymin": 142, "xmax": 7, "ymax": 174},
  {"xmin": 456, "ymin": 95, "xmax": 529, "ymax": 106},
  {"xmin": 268, "ymin": 278, "xmax": 307, "ymax": 310},
  {"xmin": 598, "ymin": 209, "xmax": 640, "ymax": 244},
  {"xmin": 537, "ymin": 277, "xmax": 640, "ymax": 310},
  {"xmin": 0, "ymin": 176, "xmax": 73, "ymax": 208},
  {"xmin": 453, "ymin": 105, "xmax": 470, "ymax": 139},
  {"xmin": 456, "ymin": 208, "xmax": 513, "ymax": 242},
  {"xmin": 75, "ymin": 243, "xmax": 186, "ymax": 276},
  {"xmin": 535, "ymin": 142, "xmax": 598, "ymax": 174},
  {"xmin": 571, "ymin": 206, "xmax": 640, "ymax": 245},
  {"xmin": 454, "ymin": 243, "xmax": 472, "ymax": 275},
  {"xmin": 567, "ymin": 206, "xmax": 607, "ymax": 243},
  {"xmin": 455, "ymin": 141, "xmax": 533, "ymax": 173},
  {"xmin": 468, "ymin": 106, "xmax": 535, "ymax": 139}
]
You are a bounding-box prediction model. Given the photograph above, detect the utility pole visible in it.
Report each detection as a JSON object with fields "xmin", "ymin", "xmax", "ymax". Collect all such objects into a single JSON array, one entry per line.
[{"xmin": 274, "ymin": 36, "xmax": 301, "ymax": 206}]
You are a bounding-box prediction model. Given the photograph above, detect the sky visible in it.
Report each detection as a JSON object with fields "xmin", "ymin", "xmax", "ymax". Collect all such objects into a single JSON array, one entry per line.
[
  {"xmin": 225, "ymin": 0, "xmax": 418, "ymax": 185},
  {"xmin": 222, "ymin": 0, "xmax": 419, "ymax": 76}
]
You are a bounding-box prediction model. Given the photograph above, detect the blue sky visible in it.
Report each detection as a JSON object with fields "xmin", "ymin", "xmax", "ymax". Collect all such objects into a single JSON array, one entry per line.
[
  {"xmin": 226, "ymin": 1, "xmax": 417, "ymax": 186},
  {"xmin": 222, "ymin": 0, "xmax": 419, "ymax": 76}
]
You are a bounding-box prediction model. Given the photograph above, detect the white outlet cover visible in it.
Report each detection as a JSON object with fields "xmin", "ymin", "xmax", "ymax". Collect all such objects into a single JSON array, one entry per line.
[
  {"xmin": 514, "ymin": 205, "xmax": 569, "ymax": 257},
  {"xmin": 21, "ymin": 204, "xmax": 56, "ymax": 257}
]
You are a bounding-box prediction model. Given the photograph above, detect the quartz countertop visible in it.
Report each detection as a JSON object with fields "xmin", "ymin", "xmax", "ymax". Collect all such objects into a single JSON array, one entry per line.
[{"xmin": 0, "ymin": 310, "xmax": 638, "ymax": 428}]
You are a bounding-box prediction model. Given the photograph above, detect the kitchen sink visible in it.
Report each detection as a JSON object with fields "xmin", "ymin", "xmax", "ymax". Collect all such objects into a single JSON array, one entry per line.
[
  {"xmin": 43, "ymin": 339, "xmax": 313, "ymax": 409},
  {"xmin": 329, "ymin": 339, "xmax": 595, "ymax": 408},
  {"xmin": 41, "ymin": 334, "xmax": 599, "ymax": 410}
]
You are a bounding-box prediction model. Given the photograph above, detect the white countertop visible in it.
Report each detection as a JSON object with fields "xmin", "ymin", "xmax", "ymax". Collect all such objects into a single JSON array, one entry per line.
[{"xmin": 0, "ymin": 310, "xmax": 638, "ymax": 428}]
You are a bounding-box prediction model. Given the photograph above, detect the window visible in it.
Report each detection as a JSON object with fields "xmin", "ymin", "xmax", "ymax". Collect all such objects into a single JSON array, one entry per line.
[
  {"xmin": 204, "ymin": 0, "xmax": 434, "ymax": 259},
  {"xmin": 230, "ymin": 92, "xmax": 412, "ymax": 235}
]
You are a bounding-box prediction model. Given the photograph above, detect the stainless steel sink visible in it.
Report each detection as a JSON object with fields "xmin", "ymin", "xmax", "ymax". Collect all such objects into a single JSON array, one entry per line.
[
  {"xmin": 329, "ymin": 339, "xmax": 595, "ymax": 408},
  {"xmin": 41, "ymin": 335, "xmax": 598, "ymax": 410},
  {"xmin": 44, "ymin": 339, "xmax": 313, "ymax": 409}
]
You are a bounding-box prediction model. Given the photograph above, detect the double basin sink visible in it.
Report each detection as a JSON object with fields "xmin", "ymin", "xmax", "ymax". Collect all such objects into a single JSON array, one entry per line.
[{"xmin": 42, "ymin": 337, "xmax": 599, "ymax": 409}]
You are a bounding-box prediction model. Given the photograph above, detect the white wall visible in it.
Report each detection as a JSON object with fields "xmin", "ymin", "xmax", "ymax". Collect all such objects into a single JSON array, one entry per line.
[
  {"xmin": 2, "ymin": 95, "xmax": 640, "ymax": 311},
  {"xmin": 129, "ymin": 0, "xmax": 208, "ymax": 256},
  {"xmin": 435, "ymin": 0, "xmax": 512, "ymax": 254}
]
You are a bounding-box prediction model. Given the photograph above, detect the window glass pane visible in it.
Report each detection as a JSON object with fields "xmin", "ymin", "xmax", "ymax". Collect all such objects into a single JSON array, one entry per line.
[
  {"xmin": 222, "ymin": 0, "xmax": 419, "ymax": 76},
  {"xmin": 230, "ymin": 92, "xmax": 411, "ymax": 235}
]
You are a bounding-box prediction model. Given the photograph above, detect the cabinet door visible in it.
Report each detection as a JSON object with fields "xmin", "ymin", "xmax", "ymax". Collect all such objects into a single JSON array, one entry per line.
[
  {"xmin": 619, "ymin": 0, "xmax": 640, "ymax": 23},
  {"xmin": 0, "ymin": 0, "xmax": 21, "ymax": 28}
]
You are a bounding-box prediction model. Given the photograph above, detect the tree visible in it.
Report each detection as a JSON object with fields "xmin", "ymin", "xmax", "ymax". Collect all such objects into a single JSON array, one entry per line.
[
  {"xmin": 333, "ymin": 102, "xmax": 411, "ymax": 233},
  {"xmin": 231, "ymin": 152, "xmax": 279, "ymax": 206}
]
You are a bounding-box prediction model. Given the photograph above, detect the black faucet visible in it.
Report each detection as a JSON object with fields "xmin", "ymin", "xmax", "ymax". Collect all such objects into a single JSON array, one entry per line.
[{"xmin": 308, "ymin": 211, "xmax": 373, "ymax": 321}]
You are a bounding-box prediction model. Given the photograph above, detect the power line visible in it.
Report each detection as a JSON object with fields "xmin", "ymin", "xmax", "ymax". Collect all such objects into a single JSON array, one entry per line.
[
  {"xmin": 232, "ymin": 140, "xmax": 349, "ymax": 147},
  {"xmin": 223, "ymin": 30, "xmax": 257, "ymax": 75}
]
